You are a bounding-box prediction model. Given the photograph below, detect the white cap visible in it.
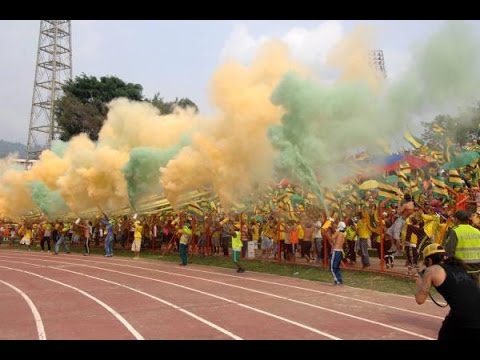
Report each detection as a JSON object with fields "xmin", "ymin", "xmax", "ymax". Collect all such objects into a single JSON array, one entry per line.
[
  {"xmin": 337, "ymin": 221, "xmax": 346, "ymax": 231},
  {"xmin": 75, "ymin": 218, "xmax": 81, "ymax": 225}
]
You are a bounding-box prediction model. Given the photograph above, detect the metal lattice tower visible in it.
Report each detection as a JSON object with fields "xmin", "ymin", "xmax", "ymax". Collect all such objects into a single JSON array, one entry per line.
[
  {"xmin": 26, "ymin": 20, "xmax": 72, "ymax": 161},
  {"xmin": 368, "ymin": 50, "xmax": 387, "ymax": 78}
]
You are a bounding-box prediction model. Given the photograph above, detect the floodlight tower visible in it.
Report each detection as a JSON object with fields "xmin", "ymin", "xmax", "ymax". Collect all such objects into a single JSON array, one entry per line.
[
  {"xmin": 26, "ymin": 20, "xmax": 72, "ymax": 163},
  {"xmin": 368, "ymin": 50, "xmax": 387, "ymax": 78}
]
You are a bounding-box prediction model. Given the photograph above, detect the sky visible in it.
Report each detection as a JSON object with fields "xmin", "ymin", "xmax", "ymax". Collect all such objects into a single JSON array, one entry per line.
[{"xmin": 1, "ymin": 20, "xmax": 479, "ymax": 145}]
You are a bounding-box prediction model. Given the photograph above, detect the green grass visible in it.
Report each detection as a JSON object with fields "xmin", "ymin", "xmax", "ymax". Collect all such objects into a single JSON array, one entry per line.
[{"xmin": 2, "ymin": 242, "xmax": 416, "ymax": 296}]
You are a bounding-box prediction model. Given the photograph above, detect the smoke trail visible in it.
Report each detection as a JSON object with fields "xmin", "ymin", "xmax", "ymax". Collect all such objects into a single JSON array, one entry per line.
[
  {"xmin": 161, "ymin": 41, "xmax": 305, "ymax": 208},
  {"xmin": 29, "ymin": 180, "xmax": 69, "ymax": 219}
]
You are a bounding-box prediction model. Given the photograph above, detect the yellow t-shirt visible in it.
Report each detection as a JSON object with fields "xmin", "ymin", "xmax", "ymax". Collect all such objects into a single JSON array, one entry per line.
[
  {"xmin": 179, "ymin": 226, "xmax": 192, "ymax": 245},
  {"xmin": 297, "ymin": 224, "xmax": 304, "ymax": 239},
  {"xmin": 134, "ymin": 223, "xmax": 143, "ymax": 240},
  {"xmin": 357, "ymin": 220, "xmax": 372, "ymax": 239}
]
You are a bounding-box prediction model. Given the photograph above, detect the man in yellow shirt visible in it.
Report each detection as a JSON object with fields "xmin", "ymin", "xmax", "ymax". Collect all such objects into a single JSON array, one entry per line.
[
  {"xmin": 356, "ymin": 213, "xmax": 372, "ymax": 269},
  {"xmin": 231, "ymin": 224, "xmax": 245, "ymax": 273},
  {"xmin": 177, "ymin": 221, "xmax": 192, "ymax": 266},
  {"xmin": 132, "ymin": 220, "xmax": 143, "ymax": 259}
]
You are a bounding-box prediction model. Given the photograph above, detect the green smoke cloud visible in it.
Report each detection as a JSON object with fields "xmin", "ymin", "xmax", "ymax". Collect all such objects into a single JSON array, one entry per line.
[
  {"xmin": 123, "ymin": 137, "xmax": 189, "ymax": 206},
  {"xmin": 269, "ymin": 21, "xmax": 480, "ymax": 200},
  {"xmin": 29, "ymin": 181, "xmax": 69, "ymax": 219},
  {"xmin": 51, "ymin": 140, "xmax": 68, "ymax": 157}
]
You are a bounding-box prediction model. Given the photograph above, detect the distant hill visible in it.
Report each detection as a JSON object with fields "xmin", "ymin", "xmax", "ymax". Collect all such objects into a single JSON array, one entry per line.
[{"xmin": 0, "ymin": 140, "xmax": 27, "ymax": 158}]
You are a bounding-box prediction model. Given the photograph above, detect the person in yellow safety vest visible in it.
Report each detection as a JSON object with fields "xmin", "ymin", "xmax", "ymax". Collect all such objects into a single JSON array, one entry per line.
[
  {"xmin": 231, "ymin": 225, "xmax": 245, "ymax": 273},
  {"xmin": 444, "ymin": 210, "xmax": 480, "ymax": 285}
]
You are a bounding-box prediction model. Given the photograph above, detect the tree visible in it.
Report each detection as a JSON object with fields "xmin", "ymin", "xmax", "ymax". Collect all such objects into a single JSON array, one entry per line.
[
  {"xmin": 56, "ymin": 74, "xmax": 144, "ymax": 141},
  {"xmin": 62, "ymin": 74, "xmax": 143, "ymax": 115},
  {"xmin": 55, "ymin": 74, "xmax": 199, "ymax": 142},
  {"xmin": 421, "ymin": 102, "xmax": 480, "ymax": 147},
  {"xmin": 147, "ymin": 93, "xmax": 199, "ymax": 115},
  {"xmin": 175, "ymin": 97, "xmax": 199, "ymax": 113},
  {"xmin": 55, "ymin": 94, "xmax": 104, "ymax": 141}
]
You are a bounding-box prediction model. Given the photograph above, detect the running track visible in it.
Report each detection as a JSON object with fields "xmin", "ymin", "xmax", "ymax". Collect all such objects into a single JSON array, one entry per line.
[{"xmin": 0, "ymin": 250, "xmax": 448, "ymax": 340}]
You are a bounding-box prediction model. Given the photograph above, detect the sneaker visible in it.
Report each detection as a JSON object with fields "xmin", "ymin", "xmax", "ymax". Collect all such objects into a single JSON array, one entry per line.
[
  {"xmin": 66, "ymin": 252, "xmax": 70, "ymax": 254},
  {"xmin": 362, "ymin": 264, "xmax": 370, "ymax": 269},
  {"xmin": 236, "ymin": 268, "xmax": 245, "ymax": 273},
  {"xmin": 84, "ymin": 253, "xmax": 89, "ymax": 256},
  {"xmin": 53, "ymin": 252, "xmax": 59, "ymax": 255}
]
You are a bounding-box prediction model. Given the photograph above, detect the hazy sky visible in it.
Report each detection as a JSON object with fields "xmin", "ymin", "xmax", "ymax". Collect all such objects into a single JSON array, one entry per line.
[{"xmin": 1, "ymin": 20, "xmax": 479, "ymax": 144}]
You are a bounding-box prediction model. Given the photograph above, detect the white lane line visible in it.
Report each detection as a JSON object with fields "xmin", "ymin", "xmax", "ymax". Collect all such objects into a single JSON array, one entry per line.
[
  {"xmin": 0, "ymin": 256, "xmax": 340, "ymax": 340},
  {"xmin": 6, "ymin": 252, "xmax": 447, "ymax": 315},
  {"xmin": 73, "ymin": 253, "xmax": 444, "ymax": 317},
  {"xmin": 0, "ymin": 280, "xmax": 46, "ymax": 340},
  {"xmin": 176, "ymin": 267, "xmax": 446, "ymax": 319},
  {"xmin": 33, "ymin": 251, "xmax": 439, "ymax": 305},
  {"xmin": 0, "ymin": 263, "xmax": 144, "ymax": 340},
  {"xmin": 90, "ymin": 255, "xmax": 438, "ymax": 302},
  {"xmin": 72, "ymin": 260, "xmax": 434, "ymax": 340},
  {"xmin": 0, "ymin": 258, "xmax": 241, "ymax": 340}
]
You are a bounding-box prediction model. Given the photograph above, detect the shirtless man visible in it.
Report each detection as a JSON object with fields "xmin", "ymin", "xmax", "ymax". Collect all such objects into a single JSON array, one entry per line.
[{"xmin": 330, "ymin": 221, "xmax": 347, "ymax": 285}]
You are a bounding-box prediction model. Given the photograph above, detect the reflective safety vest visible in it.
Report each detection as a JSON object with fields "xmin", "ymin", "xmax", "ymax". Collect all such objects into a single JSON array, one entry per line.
[
  {"xmin": 452, "ymin": 224, "xmax": 480, "ymax": 264},
  {"xmin": 232, "ymin": 231, "xmax": 243, "ymax": 251}
]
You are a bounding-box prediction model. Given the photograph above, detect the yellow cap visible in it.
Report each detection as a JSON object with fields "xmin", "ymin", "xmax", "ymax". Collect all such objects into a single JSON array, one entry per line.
[{"xmin": 423, "ymin": 243, "xmax": 446, "ymax": 259}]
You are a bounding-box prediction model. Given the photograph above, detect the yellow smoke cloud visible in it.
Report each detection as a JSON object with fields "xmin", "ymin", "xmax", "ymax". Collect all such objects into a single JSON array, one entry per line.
[
  {"xmin": 55, "ymin": 134, "xmax": 129, "ymax": 213},
  {"xmin": 0, "ymin": 40, "xmax": 308, "ymax": 218},
  {"xmin": 98, "ymin": 98, "xmax": 199, "ymax": 152},
  {"xmin": 327, "ymin": 25, "xmax": 383, "ymax": 92},
  {"xmin": 0, "ymin": 169, "xmax": 35, "ymax": 220},
  {"xmin": 27, "ymin": 150, "xmax": 69, "ymax": 189},
  {"xmin": 161, "ymin": 41, "xmax": 305, "ymax": 208}
]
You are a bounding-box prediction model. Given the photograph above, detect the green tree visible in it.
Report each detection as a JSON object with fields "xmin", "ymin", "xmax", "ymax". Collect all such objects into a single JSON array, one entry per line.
[
  {"xmin": 147, "ymin": 93, "xmax": 199, "ymax": 115},
  {"xmin": 62, "ymin": 74, "xmax": 143, "ymax": 115},
  {"xmin": 56, "ymin": 74, "xmax": 143, "ymax": 141},
  {"xmin": 421, "ymin": 102, "xmax": 480, "ymax": 147},
  {"xmin": 56, "ymin": 74, "xmax": 199, "ymax": 142},
  {"xmin": 55, "ymin": 94, "xmax": 104, "ymax": 141}
]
